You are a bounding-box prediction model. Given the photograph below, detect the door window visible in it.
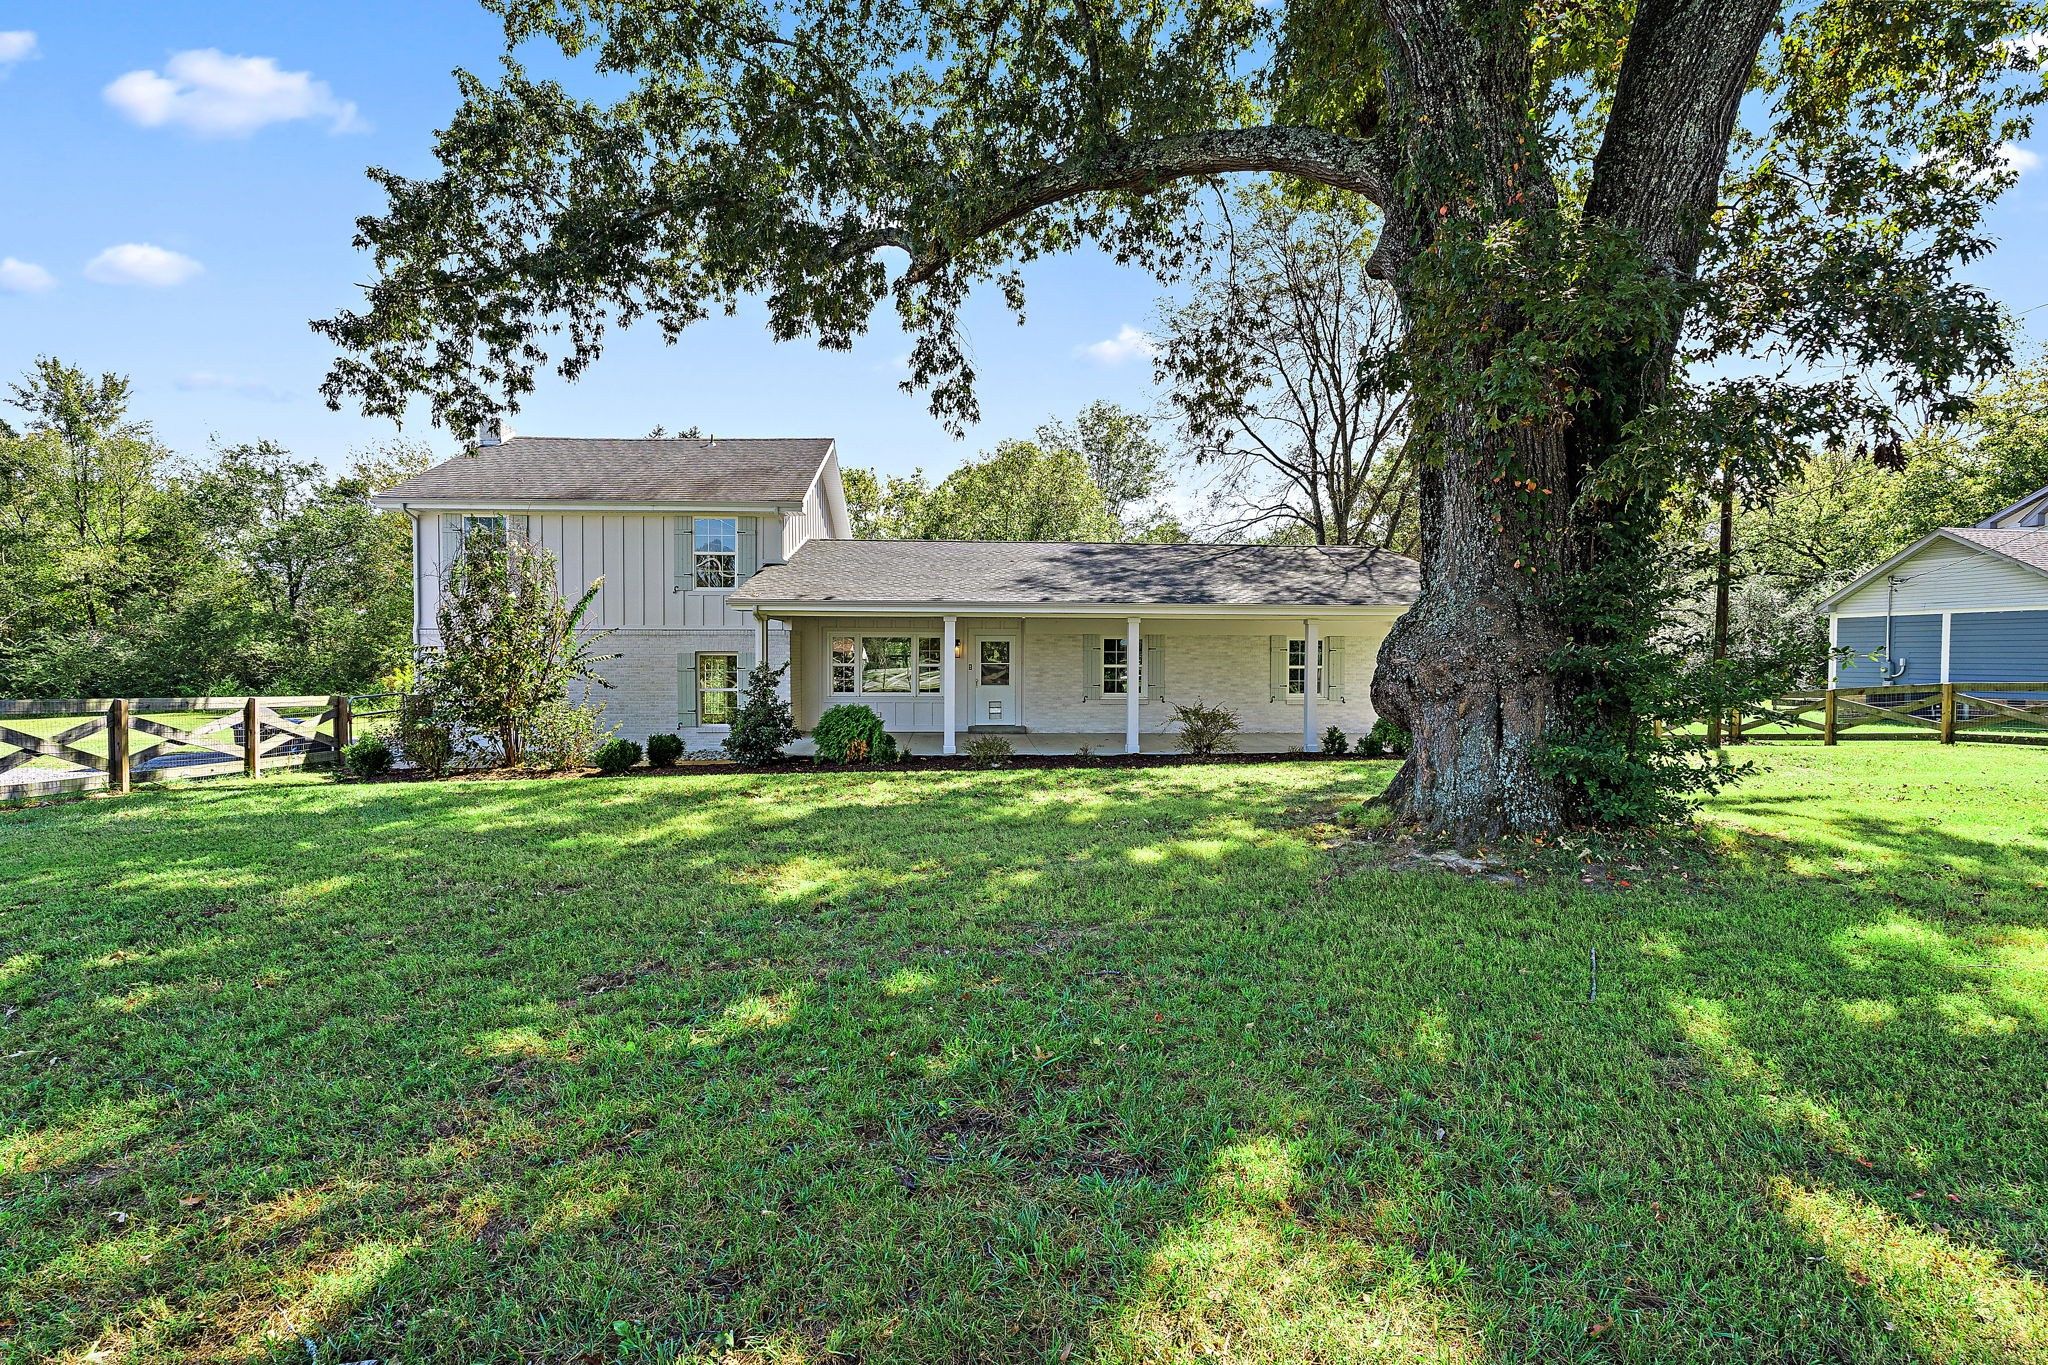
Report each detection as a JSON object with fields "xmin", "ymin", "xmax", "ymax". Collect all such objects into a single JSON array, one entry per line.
[{"xmin": 979, "ymin": 639, "xmax": 1011, "ymax": 687}]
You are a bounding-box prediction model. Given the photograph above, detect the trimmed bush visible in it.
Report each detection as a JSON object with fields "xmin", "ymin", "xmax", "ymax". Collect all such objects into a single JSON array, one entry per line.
[
  {"xmin": 592, "ymin": 738, "xmax": 642, "ymax": 774},
  {"xmin": 812, "ymin": 704, "xmax": 893, "ymax": 765},
  {"xmin": 724, "ymin": 663, "xmax": 801, "ymax": 766},
  {"xmin": 1367, "ymin": 717, "xmax": 1411, "ymax": 757},
  {"xmin": 1169, "ymin": 699, "xmax": 1241, "ymax": 758},
  {"xmin": 1321, "ymin": 725, "xmax": 1349, "ymax": 755},
  {"xmin": 341, "ymin": 735, "xmax": 393, "ymax": 777},
  {"xmin": 962, "ymin": 734, "xmax": 1013, "ymax": 766},
  {"xmin": 645, "ymin": 733, "xmax": 685, "ymax": 767}
]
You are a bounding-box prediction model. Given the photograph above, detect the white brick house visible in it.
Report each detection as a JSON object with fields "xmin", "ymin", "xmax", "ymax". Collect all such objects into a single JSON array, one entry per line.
[{"xmin": 373, "ymin": 433, "xmax": 1419, "ymax": 753}]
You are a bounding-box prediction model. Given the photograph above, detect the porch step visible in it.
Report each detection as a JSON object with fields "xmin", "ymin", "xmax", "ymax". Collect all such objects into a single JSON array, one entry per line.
[{"xmin": 966, "ymin": 724, "xmax": 1029, "ymax": 734}]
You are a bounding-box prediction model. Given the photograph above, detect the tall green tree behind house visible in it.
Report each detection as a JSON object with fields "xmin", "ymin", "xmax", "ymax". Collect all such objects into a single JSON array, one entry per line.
[
  {"xmin": 314, "ymin": 0, "xmax": 2045, "ymax": 836},
  {"xmin": 844, "ymin": 439, "xmax": 1123, "ymax": 541},
  {"xmin": 1034, "ymin": 401, "xmax": 1176, "ymax": 536}
]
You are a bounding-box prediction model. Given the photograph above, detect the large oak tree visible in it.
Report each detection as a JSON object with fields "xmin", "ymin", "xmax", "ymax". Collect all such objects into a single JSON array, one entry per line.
[{"xmin": 316, "ymin": 0, "xmax": 2045, "ymax": 838}]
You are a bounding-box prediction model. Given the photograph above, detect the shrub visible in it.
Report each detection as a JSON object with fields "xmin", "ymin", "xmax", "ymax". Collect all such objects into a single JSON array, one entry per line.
[
  {"xmin": 724, "ymin": 662, "xmax": 801, "ymax": 766},
  {"xmin": 812, "ymin": 704, "xmax": 893, "ymax": 765},
  {"xmin": 963, "ymin": 734, "xmax": 1014, "ymax": 765},
  {"xmin": 592, "ymin": 737, "xmax": 642, "ymax": 774},
  {"xmin": 1321, "ymin": 725, "xmax": 1349, "ymax": 755},
  {"xmin": 1367, "ymin": 717, "xmax": 1410, "ymax": 756},
  {"xmin": 341, "ymin": 735, "xmax": 393, "ymax": 777},
  {"xmin": 1361, "ymin": 733, "xmax": 1384, "ymax": 758},
  {"xmin": 645, "ymin": 732, "xmax": 685, "ymax": 767},
  {"xmin": 394, "ymin": 673, "xmax": 458, "ymax": 777},
  {"xmin": 522, "ymin": 696, "xmax": 611, "ymax": 770},
  {"xmin": 1169, "ymin": 699, "xmax": 1241, "ymax": 758}
]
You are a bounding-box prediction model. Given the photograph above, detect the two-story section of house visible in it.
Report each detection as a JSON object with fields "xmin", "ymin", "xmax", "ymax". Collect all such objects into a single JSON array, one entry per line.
[
  {"xmin": 374, "ymin": 431, "xmax": 1422, "ymax": 754},
  {"xmin": 372, "ymin": 430, "xmax": 850, "ymax": 745}
]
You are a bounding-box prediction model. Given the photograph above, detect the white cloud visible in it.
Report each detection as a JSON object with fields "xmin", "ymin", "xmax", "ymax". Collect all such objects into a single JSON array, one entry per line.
[
  {"xmin": 175, "ymin": 372, "xmax": 290, "ymax": 402},
  {"xmin": 0, "ymin": 30, "xmax": 36, "ymax": 71},
  {"xmin": 84, "ymin": 243, "xmax": 203, "ymax": 287},
  {"xmin": 104, "ymin": 49, "xmax": 364, "ymax": 137},
  {"xmin": 0, "ymin": 257, "xmax": 56, "ymax": 293},
  {"xmin": 1077, "ymin": 324, "xmax": 1157, "ymax": 366},
  {"xmin": 1999, "ymin": 143, "xmax": 2041, "ymax": 176}
]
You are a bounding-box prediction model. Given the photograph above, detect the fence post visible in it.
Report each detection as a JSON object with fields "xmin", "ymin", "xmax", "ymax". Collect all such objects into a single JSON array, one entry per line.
[
  {"xmin": 1729, "ymin": 708, "xmax": 1744, "ymax": 743},
  {"xmin": 1823, "ymin": 688, "xmax": 1838, "ymax": 746},
  {"xmin": 108, "ymin": 699, "xmax": 130, "ymax": 795},
  {"xmin": 332, "ymin": 694, "xmax": 352, "ymax": 755},
  {"xmin": 243, "ymin": 697, "xmax": 260, "ymax": 778},
  {"xmin": 1940, "ymin": 683, "xmax": 1957, "ymax": 744}
]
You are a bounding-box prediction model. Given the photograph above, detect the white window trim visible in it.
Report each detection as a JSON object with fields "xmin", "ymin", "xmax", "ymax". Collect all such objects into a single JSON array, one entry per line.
[
  {"xmin": 697, "ymin": 651, "xmax": 741, "ymax": 728},
  {"xmin": 1101, "ymin": 636, "xmax": 1147, "ymax": 698},
  {"xmin": 829, "ymin": 634, "xmax": 947, "ymax": 696},
  {"xmin": 1286, "ymin": 638, "xmax": 1324, "ymax": 701}
]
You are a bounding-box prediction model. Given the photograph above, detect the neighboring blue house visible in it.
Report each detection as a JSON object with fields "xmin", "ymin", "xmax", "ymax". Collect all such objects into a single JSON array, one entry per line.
[{"xmin": 1818, "ymin": 483, "xmax": 2048, "ymax": 688}]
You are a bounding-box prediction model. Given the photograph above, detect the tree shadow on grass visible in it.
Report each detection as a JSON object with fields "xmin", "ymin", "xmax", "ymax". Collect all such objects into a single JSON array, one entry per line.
[{"xmin": 1, "ymin": 765, "xmax": 2044, "ymax": 1362}]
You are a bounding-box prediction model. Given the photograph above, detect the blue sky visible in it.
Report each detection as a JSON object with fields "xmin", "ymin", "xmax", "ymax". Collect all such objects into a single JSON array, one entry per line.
[{"xmin": 2, "ymin": 3, "xmax": 2044, "ymax": 481}]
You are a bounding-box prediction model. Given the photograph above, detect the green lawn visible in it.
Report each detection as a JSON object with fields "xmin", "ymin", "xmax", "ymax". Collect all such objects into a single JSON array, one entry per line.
[{"xmin": 2, "ymin": 747, "xmax": 2044, "ymax": 1364}]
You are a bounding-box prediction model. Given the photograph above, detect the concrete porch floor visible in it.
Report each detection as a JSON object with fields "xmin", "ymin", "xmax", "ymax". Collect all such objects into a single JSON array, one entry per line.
[{"xmin": 786, "ymin": 730, "xmax": 1317, "ymax": 757}]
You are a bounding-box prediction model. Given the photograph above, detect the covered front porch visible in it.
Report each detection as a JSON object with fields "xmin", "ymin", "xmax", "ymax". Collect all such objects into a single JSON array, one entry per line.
[{"xmin": 754, "ymin": 608, "xmax": 1399, "ymax": 756}]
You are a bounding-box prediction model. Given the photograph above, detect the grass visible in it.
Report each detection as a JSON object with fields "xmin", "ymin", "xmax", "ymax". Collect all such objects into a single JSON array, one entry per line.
[{"xmin": 2, "ymin": 746, "xmax": 2044, "ymax": 1364}]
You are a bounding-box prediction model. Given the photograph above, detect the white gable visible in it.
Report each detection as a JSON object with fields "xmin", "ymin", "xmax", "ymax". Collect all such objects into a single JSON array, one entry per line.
[{"xmin": 1834, "ymin": 534, "xmax": 2048, "ymax": 615}]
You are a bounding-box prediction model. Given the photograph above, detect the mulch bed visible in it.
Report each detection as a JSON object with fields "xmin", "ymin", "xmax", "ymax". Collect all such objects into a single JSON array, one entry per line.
[{"xmin": 347, "ymin": 749, "xmax": 1402, "ymax": 784}]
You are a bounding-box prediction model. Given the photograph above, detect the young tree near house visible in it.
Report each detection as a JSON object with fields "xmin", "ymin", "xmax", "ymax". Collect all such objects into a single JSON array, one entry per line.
[
  {"xmin": 1153, "ymin": 182, "xmax": 1415, "ymax": 552},
  {"xmin": 314, "ymin": 0, "xmax": 2045, "ymax": 837},
  {"xmin": 433, "ymin": 531, "xmax": 617, "ymax": 765}
]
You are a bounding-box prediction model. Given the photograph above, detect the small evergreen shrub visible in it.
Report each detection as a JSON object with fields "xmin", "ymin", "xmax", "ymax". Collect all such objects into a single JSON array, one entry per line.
[
  {"xmin": 1321, "ymin": 725, "xmax": 1349, "ymax": 755},
  {"xmin": 812, "ymin": 704, "xmax": 891, "ymax": 765},
  {"xmin": 522, "ymin": 697, "xmax": 610, "ymax": 770},
  {"xmin": 645, "ymin": 732, "xmax": 685, "ymax": 767},
  {"xmin": 1361, "ymin": 733, "xmax": 1384, "ymax": 758},
  {"xmin": 1367, "ymin": 717, "xmax": 1410, "ymax": 756},
  {"xmin": 341, "ymin": 735, "xmax": 393, "ymax": 777},
  {"xmin": 963, "ymin": 734, "xmax": 1014, "ymax": 765},
  {"xmin": 1169, "ymin": 699, "xmax": 1241, "ymax": 758},
  {"xmin": 724, "ymin": 663, "xmax": 801, "ymax": 766},
  {"xmin": 592, "ymin": 737, "xmax": 642, "ymax": 774}
]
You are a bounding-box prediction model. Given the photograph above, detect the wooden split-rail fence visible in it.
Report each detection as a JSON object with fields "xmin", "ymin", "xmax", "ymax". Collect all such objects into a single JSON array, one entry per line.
[
  {"xmin": 0, "ymin": 695, "xmax": 354, "ymax": 802},
  {"xmin": 1740, "ymin": 682, "xmax": 2048, "ymax": 745}
]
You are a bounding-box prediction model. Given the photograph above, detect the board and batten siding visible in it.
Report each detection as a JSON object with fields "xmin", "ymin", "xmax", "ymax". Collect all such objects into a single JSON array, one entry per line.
[
  {"xmin": 414, "ymin": 510, "xmax": 772, "ymax": 635},
  {"xmin": 1949, "ymin": 610, "xmax": 2048, "ymax": 682},
  {"xmin": 1833, "ymin": 614, "xmax": 1943, "ymax": 687},
  {"xmin": 1833, "ymin": 537, "xmax": 2048, "ymax": 615}
]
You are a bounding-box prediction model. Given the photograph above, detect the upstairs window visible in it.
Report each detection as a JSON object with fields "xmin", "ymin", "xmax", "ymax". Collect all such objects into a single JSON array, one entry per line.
[{"xmin": 694, "ymin": 517, "xmax": 738, "ymax": 588}]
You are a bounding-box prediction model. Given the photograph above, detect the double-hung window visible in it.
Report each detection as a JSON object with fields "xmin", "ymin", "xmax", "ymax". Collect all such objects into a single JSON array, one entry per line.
[
  {"xmin": 694, "ymin": 517, "xmax": 738, "ymax": 588},
  {"xmin": 829, "ymin": 635, "xmax": 946, "ymax": 695},
  {"xmin": 1101, "ymin": 638, "xmax": 1145, "ymax": 696},
  {"xmin": 1287, "ymin": 639, "xmax": 1324, "ymax": 697},
  {"xmin": 698, "ymin": 652, "xmax": 740, "ymax": 725}
]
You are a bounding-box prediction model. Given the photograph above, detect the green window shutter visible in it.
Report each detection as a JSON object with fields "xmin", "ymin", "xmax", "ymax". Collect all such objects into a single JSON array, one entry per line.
[
  {"xmin": 1143, "ymin": 634, "xmax": 1163, "ymax": 698},
  {"xmin": 1269, "ymin": 636, "xmax": 1288, "ymax": 702},
  {"xmin": 736, "ymin": 516, "xmax": 759, "ymax": 582},
  {"xmin": 675, "ymin": 516, "xmax": 695, "ymax": 593},
  {"xmin": 1083, "ymin": 635, "xmax": 1102, "ymax": 699},
  {"xmin": 440, "ymin": 515, "xmax": 463, "ymax": 581},
  {"xmin": 677, "ymin": 653, "xmax": 699, "ymax": 726},
  {"xmin": 1325, "ymin": 637, "xmax": 1346, "ymax": 700}
]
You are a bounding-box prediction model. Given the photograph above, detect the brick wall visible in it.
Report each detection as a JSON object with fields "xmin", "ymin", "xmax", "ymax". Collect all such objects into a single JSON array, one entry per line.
[{"xmin": 572, "ymin": 625, "xmax": 792, "ymax": 749}]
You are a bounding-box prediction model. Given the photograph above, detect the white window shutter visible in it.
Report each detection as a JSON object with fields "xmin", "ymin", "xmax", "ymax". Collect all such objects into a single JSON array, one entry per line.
[
  {"xmin": 1325, "ymin": 637, "xmax": 1346, "ymax": 700},
  {"xmin": 737, "ymin": 516, "xmax": 759, "ymax": 581},
  {"xmin": 674, "ymin": 516, "xmax": 694, "ymax": 593},
  {"xmin": 1083, "ymin": 635, "xmax": 1102, "ymax": 699},
  {"xmin": 677, "ymin": 652, "xmax": 699, "ymax": 726},
  {"xmin": 1269, "ymin": 636, "xmax": 1288, "ymax": 701},
  {"xmin": 1143, "ymin": 634, "xmax": 1163, "ymax": 698}
]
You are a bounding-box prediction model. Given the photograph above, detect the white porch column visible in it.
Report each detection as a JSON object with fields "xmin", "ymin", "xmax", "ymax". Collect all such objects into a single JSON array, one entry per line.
[
  {"xmin": 1303, "ymin": 618, "xmax": 1320, "ymax": 752},
  {"xmin": 1125, "ymin": 615, "xmax": 1142, "ymax": 754},
  {"xmin": 941, "ymin": 615, "xmax": 958, "ymax": 755}
]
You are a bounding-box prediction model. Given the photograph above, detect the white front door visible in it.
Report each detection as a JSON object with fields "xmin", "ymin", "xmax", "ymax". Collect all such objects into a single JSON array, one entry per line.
[{"xmin": 972, "ymin": 636, "xmax": 1017, "ymax": 726}]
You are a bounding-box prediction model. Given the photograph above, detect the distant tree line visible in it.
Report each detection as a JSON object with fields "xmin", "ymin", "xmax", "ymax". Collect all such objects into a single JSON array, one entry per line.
[{"xmin": 0, "ymin": 357, "xmax": 425, "ymax": 698}]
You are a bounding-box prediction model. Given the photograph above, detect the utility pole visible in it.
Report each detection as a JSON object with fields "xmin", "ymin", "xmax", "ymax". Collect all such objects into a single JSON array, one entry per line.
[{"xmin": 1708, "ymin": 466, "xmax": 1734, "ymax": 749}]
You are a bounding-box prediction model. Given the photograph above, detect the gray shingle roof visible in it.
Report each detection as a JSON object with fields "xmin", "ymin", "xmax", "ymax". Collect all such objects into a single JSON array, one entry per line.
[
  {"xmin": 375, "ymin": 436, "xmax": 835, "ymax": 504},
  {"xmin": 1947, "ymin": 527, "xmax": 2048, "ymax": 577},
  {"xmin": 733, "ymin": 539, "xmax": 1421, "ymax": 609}
]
